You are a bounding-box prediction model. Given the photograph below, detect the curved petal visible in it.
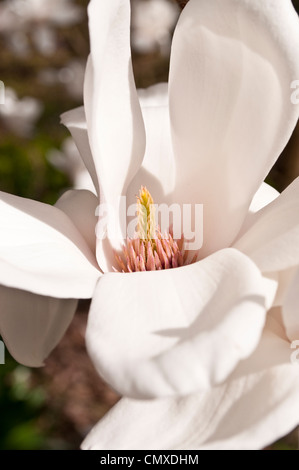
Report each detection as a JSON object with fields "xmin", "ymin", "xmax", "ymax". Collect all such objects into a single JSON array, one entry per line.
[
  {"xmin": 82, "ymin": 365, "xmax": 299, "ymax": 451},
  {"xmin": 234, "ymin": 182, "xmax": 280, "ymax": 240},
  {"xmin": 0, "ymin": 285, "xmax": 77, "ymax": 367},
  {"xmin": 55, "ymin": 189, "xmax": 98, "ymax": 256},
  {"xmin": 60, "ymin": 107, "xmax": 99, "ymax": 196},
  {"xmin": 85, "ymin": 0, "xmax": 146, "ymax": 271},
  {"xmin": 233, "ymin": 177, "xmax": 299, "ymax": 273},
  {"xmin": 0, "ymin": 191, "xmax": 100, "ymax": 298},
  {"xmin": 126, "ymin": 83, "xmax": 176, "ymax": 207},
  {"xmin": 82, "ymin": 310, "xmax": 299, "ymax": 450},
  {"xmin": 232, "ymin": 307, "xmax": 291, "ymax": 378},
  {"xmin": 86, "ymin": 248, "xmax": 275, "ymax": 399},
  {"xmin": 169, "ymin": 0, "xmax": 299, "ymax": 258},
  {"xmin": 248, "ymin": 183, "xmax": 280, "ymax": 215},
  {"xmin": 272, "ymin": 266, "xmax": 298, "ymax": 308}
]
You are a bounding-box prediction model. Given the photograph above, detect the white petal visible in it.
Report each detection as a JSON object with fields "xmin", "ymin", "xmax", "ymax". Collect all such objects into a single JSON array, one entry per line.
[
  {"xmin": 0, "ymin": 285, "xmax": 77, "ymax": 367},
  {"xmin": 249, "ymin": 183, "xmax": 280, "ymax": 214},
  {"xmin": 60, "ymin": 107, "xmax": 99, "ymax": 195},
  {"xmin": 236, "ymin": 182, "xmax": 280, "ymax": 241},
  {"xmin": 86, "ymin": 248, "xmax": 272, "ymax": 399},
  {"xmin": 55, "ymin": 189, "xmax": 98, "ymax": 256},
  {"xmin": 273, "ymin": 266, "xmax": 298, "ymax": 307},
  {"xmin": 85, "ymin": 0, "xmax": 146, "ymax": 270},
  {"xmin": 83, "ymin": 366, "xmax": 299, "ymax": 451},
  {"xmin": 234, "ymin": 177, "xmax": 299, "ymax": 272},
  {"xmin": 0, "ymin": 191, "xmax": 100, "ymax": 298},
  {"xmin": 82, "ymin": 310, "xmax": 299, "ymax": 450},
  {"xmin": 169, "ymin": 0, "xmax": 299, "ymax": 258},
  {"xmin": 126, "ymin": 83, "xmax": 176, "ymax": 207},
  {"xmin": 232, "ymin": 307, "xmax": 291, "ymax": 378}
]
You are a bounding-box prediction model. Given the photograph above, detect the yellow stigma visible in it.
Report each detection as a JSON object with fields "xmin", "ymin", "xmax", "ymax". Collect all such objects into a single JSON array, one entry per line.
[
  {"xmin": 136, "ymin": 186, "xmax": 156, "ymax": 241},
  {"xmin": 114, "ymin": 186, "xmax": 191, "ymax": 273}
]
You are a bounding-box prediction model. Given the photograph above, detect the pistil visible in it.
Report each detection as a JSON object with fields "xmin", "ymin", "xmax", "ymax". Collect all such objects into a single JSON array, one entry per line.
[{"xmin": 114, "ymin": 187, "xmax": 193, "ymax": 273}]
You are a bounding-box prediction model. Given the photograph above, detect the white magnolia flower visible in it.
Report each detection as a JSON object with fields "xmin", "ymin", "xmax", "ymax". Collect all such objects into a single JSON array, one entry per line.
[
  {"xmin": 0, "ymin": 88, "xmax": 43, "ymax": 137},
  {"xmin": 0, "ymin": 0, "xmax": 299, "ymax": 450},
  {"xmin": 131, "ymin": 0, "xmax": 180, "ymax": 55}
]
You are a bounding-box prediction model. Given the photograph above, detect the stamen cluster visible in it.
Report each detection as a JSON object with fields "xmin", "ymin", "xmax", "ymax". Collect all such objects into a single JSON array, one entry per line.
[{"xmin": 114, "ymin": 187, "xmax": 192, "ymax": 273}]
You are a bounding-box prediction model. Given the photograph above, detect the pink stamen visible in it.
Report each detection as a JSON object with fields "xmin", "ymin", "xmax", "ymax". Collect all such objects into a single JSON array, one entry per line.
[{"xmin": 114, "ymin": 228, "xmax": 197, "ymax": 273}]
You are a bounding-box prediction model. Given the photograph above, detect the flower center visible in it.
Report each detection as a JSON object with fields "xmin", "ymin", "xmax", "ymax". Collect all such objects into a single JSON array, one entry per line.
[{"xmin": 114, "ymin": 187, "xmax": 195, "ymax": 272}]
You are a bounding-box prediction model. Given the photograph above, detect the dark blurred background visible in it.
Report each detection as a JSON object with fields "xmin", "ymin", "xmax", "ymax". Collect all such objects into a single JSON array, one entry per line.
[{"xmin": 0, "ymin": 0, "xmax": 298, "ymax": 450}]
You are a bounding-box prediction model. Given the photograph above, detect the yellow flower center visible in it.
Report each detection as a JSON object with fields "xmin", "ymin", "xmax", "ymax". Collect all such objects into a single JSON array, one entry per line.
[
  {"xmin": 114, "ymin": 187, "xmax": 196, "ymax": 273},
  {"xmin": 136, "ymin": 186, "xmax": 156, "ymax": 242}
]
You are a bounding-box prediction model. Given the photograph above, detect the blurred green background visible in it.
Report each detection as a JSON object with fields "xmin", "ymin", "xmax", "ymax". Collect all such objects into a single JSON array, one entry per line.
[{"xmin": 0, "ymin": 0, "xmax": 298, "ymax": 450}]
